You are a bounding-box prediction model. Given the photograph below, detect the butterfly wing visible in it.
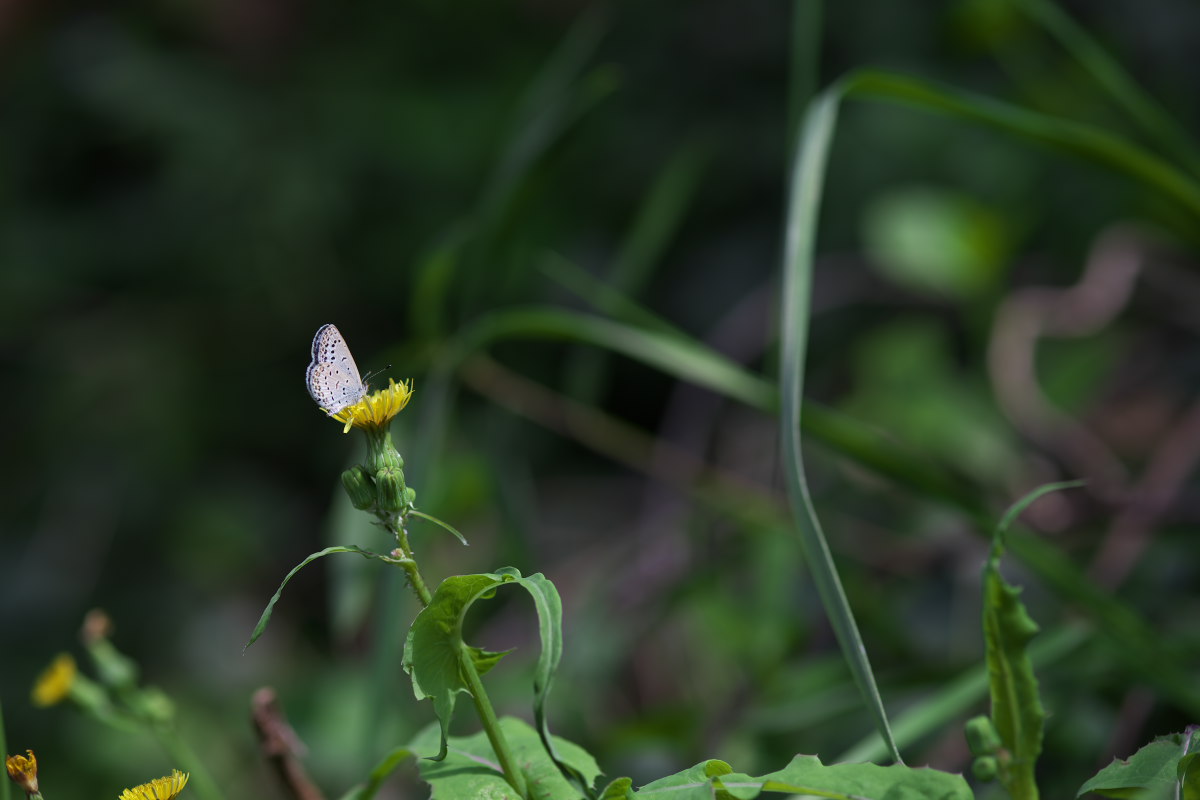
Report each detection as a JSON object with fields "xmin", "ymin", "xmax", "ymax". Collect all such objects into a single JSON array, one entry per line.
[{"xmin": 306, "ymin": 324, "xmax": 367, "ymax": 412}]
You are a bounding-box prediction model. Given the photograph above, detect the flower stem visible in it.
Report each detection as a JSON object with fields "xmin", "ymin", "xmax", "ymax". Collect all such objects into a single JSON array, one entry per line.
[
  {"xmin": 458, "ymin": 647, "xmax": 528, "ymax": 799},
  {"xmin": 393, "ymin": 556, "xmax": 433, "ymax": 607},
  {"xmin": 388, "ymin": 516, "xmax": 433, "ymax": 607}
]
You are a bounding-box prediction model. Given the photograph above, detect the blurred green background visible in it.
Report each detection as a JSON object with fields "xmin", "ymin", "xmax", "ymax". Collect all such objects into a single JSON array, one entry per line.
[{"xmin": 3, "ymin": 1, "xmax": 1199, "ymax": 797}]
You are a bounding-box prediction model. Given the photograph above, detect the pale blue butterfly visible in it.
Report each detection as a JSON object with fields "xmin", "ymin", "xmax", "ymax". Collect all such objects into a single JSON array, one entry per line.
[{"xmin": 306, "ymin": 324, "xmax": 369, "ymax": 413}]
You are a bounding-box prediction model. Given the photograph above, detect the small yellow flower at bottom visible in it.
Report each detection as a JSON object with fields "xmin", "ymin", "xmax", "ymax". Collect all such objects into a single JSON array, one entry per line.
[
  {"xmin": 32, "ymin": 653, "xmax": 76, "ymax": 706},
  {"xmin": 118, "ymin": 769, "xmax": 189, "ymax": 800},
  {"xmin": 328, "ymin": 378, "xmax": 414, "ymax": 434},
  {"xmin": 5, "ymin": 750, "xmax": 39, "ymax": 794}
]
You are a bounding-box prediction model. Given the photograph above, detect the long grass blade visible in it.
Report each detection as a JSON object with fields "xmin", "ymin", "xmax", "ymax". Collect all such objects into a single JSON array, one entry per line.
[
  {"xmin": 1013, "ymin": 0, "xmax": 1200, "ymax": 179},
  {"xmin": 841, "ymin": 70, "xmax": 1200, "ymax": 222},
  {"xmin": 780, "ymin": 86, "xmax": 902, "ymax": 763}
]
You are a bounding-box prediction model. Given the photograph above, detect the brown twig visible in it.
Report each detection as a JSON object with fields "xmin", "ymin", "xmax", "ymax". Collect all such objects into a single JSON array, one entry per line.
[{"xmin": 251, "ymin": 687, "xmax": 326, "ymax": 800}]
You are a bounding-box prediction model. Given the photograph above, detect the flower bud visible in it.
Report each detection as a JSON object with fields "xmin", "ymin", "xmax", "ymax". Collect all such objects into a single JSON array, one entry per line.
[
  {"xmin": 971, "ymin": 755, "xmax": 998, "ymax": 782},
  {"xmin": 964, "ymin": 715, "xmax": 1002, "ymax": 756},
  {"xmin": 341, "ymin": 465, "xmax": 377, "ymax": 510},
  {"xmin": 129, "ymin": 686, "xmax": 176, "ymax": 724},
  {"xmin": 87, "ymin": 637, "xmax": 139, "ymax": 691},
  {"xmin": 5, "ymin": 750, "xmax": 39, "ymax": 795},
  {"xmin": 375, "ymin": 466, "xmax": 408, "ymax": 513}
]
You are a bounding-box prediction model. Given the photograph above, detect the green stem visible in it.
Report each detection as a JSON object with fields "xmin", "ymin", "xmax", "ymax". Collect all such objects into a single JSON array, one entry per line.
[
  {"xmin": 388, "ymin": 515, "xmax": 433, "ymax": 607},
  {"xmin": 394, "ymin": 556, "xmax": 433, "ymax": 607},
  {"xmin": 458, "ymin": 647, "xmax": 528, "ymax": 799},
  {"xmin": 155, "ymin": 727, "xmax": 224, "ymax": 800}
]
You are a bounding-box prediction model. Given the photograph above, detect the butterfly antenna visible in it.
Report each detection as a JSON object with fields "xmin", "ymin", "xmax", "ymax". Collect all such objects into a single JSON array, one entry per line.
[{"xmin": 362, "ymin": 364, "xmax": 393, "ymax": 385}]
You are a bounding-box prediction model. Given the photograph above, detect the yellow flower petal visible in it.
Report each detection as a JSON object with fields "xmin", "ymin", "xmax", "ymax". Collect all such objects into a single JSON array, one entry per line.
[
  {"xmin": 327, "ymin": 378, "xmax": 413, "ymax": 434},
  {"xmin": 5, "ymin": 750, "xmax": 39, "ymax": 794},
  {"xmin": 118, "ymin": 769, "xmax": 189, "ymax": 800},
  {"xmin": 32, "ymin": 653, "xmax": 76, "ymax": 707}
]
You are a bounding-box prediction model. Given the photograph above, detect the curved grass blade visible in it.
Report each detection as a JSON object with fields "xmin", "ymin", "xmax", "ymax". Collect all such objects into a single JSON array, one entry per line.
[
  {"xmin": 1013, "ymin": 0, "xmax": 1200, "ymax": 179},
  {"xmin": 780, "ymin": 86, "xmax": 901, "ymax": 763},
  {"xmin": 841, "ymin": 69, "xmax": 1200, "ymax": 222},
  {"xmin": 245, "ymin": 545, "xmax": 391, "ymax": 651},
  {"xmin": 446, "ymin": 306, "xmax": 776, "ymax": 411}
]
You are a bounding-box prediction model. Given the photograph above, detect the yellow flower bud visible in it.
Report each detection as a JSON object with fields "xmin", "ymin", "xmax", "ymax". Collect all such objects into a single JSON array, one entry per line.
[{"xmin": 5, "ymin": 750, "xmax": 38, "ymax": 795}]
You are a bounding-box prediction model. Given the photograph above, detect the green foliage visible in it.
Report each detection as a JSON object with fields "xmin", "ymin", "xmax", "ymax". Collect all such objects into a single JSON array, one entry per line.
[
  {"xmin": 402, "ymin": 569, "xmax": 566, "ymax": 770},
  {"xmin": 406, "ymin": 717, "xmax": 602, "ymax": 800},
  {"xmin": 978, "ymin": 482, "xmax": 1083, "ymax": 799},
  {"xmin": 1076, "ymin": 729, "xmax": 1200, "ymax": 800},
  {"xmin": 628, "ymin": 754, "xmax": 971, "ymax": 799},
  {"xmin": 7, "ymin": 2, "xmax": 1200, "ymax": 798}
]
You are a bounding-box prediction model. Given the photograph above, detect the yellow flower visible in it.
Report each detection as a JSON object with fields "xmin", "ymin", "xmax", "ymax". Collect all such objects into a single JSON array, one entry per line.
[
  {"xmin": 328, "ymin": 378, "xmax": 413, "ymax": 434},
  {"xmin": 118, "ymin": 769, "xmax": 189, "ymax": 800},
  {"xmin": 5, "ymin": 750, "xmax": 39, "ymax": 794},
  {"xmin": 32, "ymin": 653, "xmax": 76, "ymax": 706}
]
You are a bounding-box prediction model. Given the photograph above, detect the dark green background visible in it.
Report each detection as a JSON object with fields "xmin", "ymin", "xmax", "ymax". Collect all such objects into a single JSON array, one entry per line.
[{"xmin": 2, "ymin": 1, "xmax": 1198, "ymax": 797}]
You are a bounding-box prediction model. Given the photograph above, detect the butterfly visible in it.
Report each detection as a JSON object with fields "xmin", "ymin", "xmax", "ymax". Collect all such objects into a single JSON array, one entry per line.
[{"xmin": 306, "ymin": 324, "xmax": 369, "ymax": 413}]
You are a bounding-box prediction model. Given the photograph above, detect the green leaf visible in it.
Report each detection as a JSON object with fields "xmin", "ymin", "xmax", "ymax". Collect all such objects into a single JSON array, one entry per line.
[
  {"xmin": 1182, "ymin": 730, "xmax": 1200, "ymax": 800},
  {"xmin": 1181, "ymin": 752, "xmax": 1200, "ymax": 800},
  {"xmin": 469, "ymin": 645, "xmax": 514, "ymax": 678},
  {"xmin": 245, "ymin": 545, "xmax": 392, "ymax": 651},
  {"xmin": 994, "ymin": 480, "xmax": 1085, "ymax": 548},
  {"xmin": 407, "ymin": 716, "xmax": 601, "ymax": 800},
  {"xmin": 402, "ymin": 573, "xmax": 499, "ymax": 760},
  {"xmin": 408, "ymin": 508, "xmax": 470, "ymax": 546},
  {"xmin": 981, "ymin": 483, "xmax": 1081, "ymax": 799},
  {"xmin": 402, "ymin": 568, "xmax": 576, "ymax": 783},
  {"xmin": 633, "ymin": 754, "xmax": 972, "ymax": 799},
  {"xmin": 1077, "ymin": 732, "xmax": 1200, "ymax": 799},
  {"xmin": 598, "ymin": 778, "xmax": 636, "ymax": 800}
]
